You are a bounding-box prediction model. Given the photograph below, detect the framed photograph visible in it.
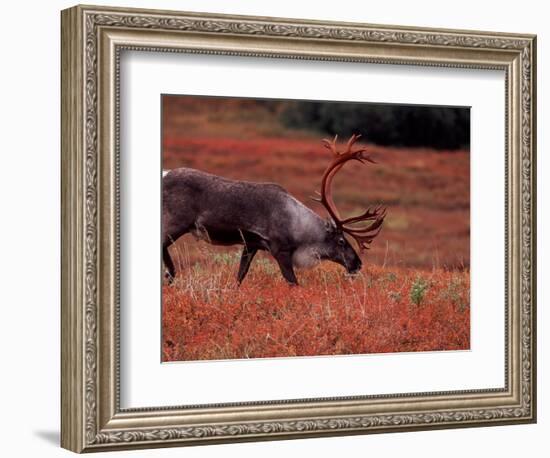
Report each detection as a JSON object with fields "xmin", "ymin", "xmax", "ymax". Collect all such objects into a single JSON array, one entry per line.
[{"xmin": 61, "ymin": 4, "xmax": 537, "ymax": 453}]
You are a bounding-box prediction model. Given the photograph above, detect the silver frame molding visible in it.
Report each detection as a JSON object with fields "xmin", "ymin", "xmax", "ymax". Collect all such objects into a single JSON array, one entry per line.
[{"xmin": 61, "ymin": 4, "xmax": 537, "ymax": 453}]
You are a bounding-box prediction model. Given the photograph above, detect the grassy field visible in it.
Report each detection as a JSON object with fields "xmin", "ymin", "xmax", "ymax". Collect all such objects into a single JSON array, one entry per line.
[
  {"xmin": 161, "ymin": 96, "xmax": 470, "ymax": 362},
  {"xmin": 163, "ymin": 244, "xmax": 469, "ymax": 361}
]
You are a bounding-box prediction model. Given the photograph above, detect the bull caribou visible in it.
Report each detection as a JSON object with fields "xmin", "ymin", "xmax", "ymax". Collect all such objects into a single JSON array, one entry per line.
[{"xmin": 162, "ymin": 134, "xmax": 386, "ymax": 285}]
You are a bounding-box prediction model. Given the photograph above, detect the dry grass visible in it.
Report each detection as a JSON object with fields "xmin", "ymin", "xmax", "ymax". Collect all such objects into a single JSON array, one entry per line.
[{"xmin": 162, "ymin": 243, "xmax": 470, "ymax": 362}]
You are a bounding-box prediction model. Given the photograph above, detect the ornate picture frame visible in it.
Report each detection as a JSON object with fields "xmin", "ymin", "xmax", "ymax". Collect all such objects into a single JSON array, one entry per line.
[{"xmin": 61, "ymin": 4, "xmax": 536, "ymax": 453}]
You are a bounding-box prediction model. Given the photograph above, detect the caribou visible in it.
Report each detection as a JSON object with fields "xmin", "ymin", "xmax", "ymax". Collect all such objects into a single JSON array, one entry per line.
[{"xmin": 162, "ymin": 134, "xmax": 386, "ymax": 285}]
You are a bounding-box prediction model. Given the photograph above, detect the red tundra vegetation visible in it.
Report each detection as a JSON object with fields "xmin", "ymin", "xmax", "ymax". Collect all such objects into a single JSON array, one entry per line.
[
  {"xmin": 162, "ymin": 246, "xmax": 469, "ymax": 361},
  {"xmin": 161, "ymin": 96, "xmax": 470, "ymax": 362}
]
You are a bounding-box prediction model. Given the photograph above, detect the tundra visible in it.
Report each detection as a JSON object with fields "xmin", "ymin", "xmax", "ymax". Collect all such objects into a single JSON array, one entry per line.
[{"xmin": 162, "ymin": 134, "xmax": 386, "ymax": 285}]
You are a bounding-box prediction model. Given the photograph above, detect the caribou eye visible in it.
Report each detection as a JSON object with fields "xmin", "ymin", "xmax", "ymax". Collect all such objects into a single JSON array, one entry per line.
[{"xmin": 338, "ymin": 237, "xmax": 345, "ymax": 246}]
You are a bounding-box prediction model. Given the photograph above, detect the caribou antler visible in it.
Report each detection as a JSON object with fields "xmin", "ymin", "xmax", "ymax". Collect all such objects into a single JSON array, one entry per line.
[{"xmin": 312, "ymin": 134, "xmax": 386, "ymax": 251}]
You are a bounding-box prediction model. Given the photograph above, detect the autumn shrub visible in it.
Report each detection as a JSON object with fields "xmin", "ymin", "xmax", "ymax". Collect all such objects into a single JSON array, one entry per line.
[
  {"xmin": 410, "ymin": 276, "xmax": 429, "ymax": 306},
  {"xmin": 160, "ymin": 106, "xmax": 471, "ymax": 362},
  {"xmin": 162, "ymin": 243, "xmax": 470, "ymax": 362}
]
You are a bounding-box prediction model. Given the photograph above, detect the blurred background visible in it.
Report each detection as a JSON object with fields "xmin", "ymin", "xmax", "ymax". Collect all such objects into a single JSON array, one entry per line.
[{"xmin": 162, "ymin": 95, "xmax": 470, "ymax": 270}]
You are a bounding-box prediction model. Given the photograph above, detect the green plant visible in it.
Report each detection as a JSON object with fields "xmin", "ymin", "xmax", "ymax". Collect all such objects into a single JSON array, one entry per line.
[
  {"xmin": 410, "ymin": 276, "xmax": 429, "ymax": 306},
  {"xmin": 439, "ymin": 274, "xmax": 469, "ymax": 312}
]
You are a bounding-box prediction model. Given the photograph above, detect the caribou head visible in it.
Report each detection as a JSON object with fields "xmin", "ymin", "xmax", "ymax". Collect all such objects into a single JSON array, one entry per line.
[{"xmin": 311, "ymin": 134, "xmax": 387, "ymax": 274}]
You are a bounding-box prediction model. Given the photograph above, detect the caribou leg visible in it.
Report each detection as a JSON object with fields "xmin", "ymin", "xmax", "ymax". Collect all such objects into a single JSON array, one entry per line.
[
  {"xmin": 162, "ymin": 242, "xmax": 176, "ymax": 284},
  {"xmin": 237, "ymin": 246, "xmax": 258, "ymax": 285},
  {"xmin": 272, "ymin": 250, "xmax": 298, "ymax": 286}
]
